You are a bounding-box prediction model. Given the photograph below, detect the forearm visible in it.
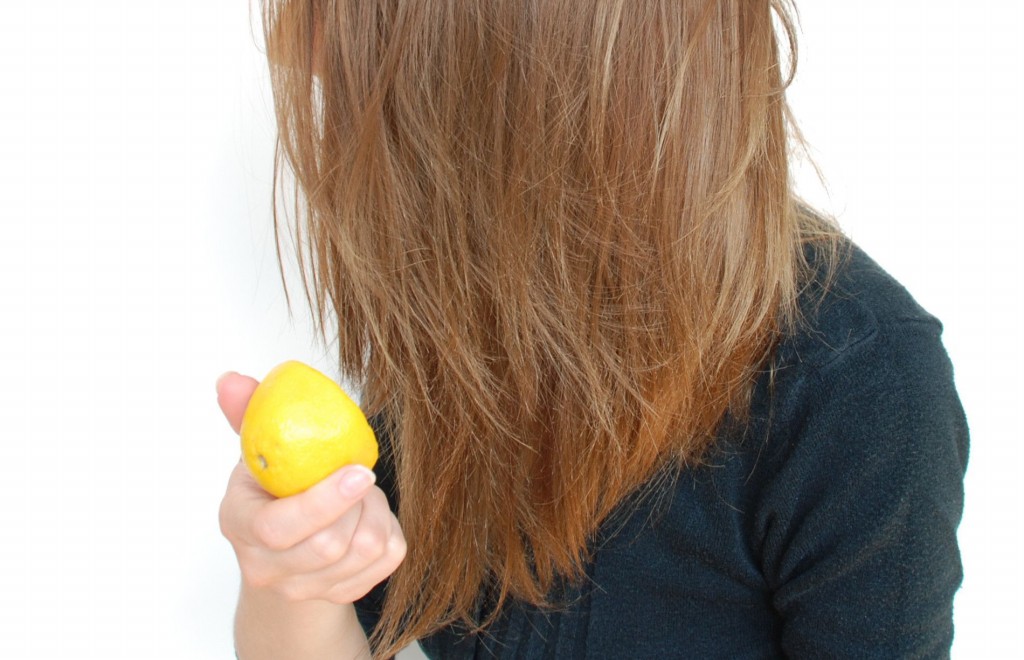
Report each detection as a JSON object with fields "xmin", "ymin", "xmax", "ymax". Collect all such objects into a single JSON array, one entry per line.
[{"xmin": 234, "ymin": 583, "xmax": 371, "ymax": 660}]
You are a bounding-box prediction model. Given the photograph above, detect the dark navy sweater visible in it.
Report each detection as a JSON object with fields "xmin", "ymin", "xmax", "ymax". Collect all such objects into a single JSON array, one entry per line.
[{"xmin": 357, "ymin": 245, "xmax": 969, "ymax": 659}]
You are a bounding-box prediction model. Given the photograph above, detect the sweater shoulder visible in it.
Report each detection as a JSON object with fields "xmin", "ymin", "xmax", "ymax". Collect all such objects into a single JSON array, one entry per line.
[{"xmin": 779, "ymin": 242, "xmax": 941, "ymax": 373}]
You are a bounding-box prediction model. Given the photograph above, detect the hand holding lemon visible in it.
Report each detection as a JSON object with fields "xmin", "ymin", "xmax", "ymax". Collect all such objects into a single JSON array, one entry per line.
[{"xmin": 216, "ymin": 364, "xmax": 406, "ymax": 612}]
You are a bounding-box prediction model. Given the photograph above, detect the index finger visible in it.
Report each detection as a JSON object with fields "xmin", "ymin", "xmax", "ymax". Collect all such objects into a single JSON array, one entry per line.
[{"xmin": 250, "ymin": 465, "xmax": 378, "ymax": 550}]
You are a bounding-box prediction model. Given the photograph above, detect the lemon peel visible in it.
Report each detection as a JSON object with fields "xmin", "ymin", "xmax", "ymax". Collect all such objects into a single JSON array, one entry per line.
[{"xmin": 240, "ymin": 361, "xmax": 378, "ymax": 498}]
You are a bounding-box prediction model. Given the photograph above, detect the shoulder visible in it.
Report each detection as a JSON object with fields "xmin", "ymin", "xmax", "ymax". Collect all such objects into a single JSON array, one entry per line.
[
  {"xmin": 759, "ymin": 241, "xmax": 967, "ymax": 451},
  {"xmin": 758, "ymin": 240, "xmax": 968, "ymax": 484},
  {"xmin": 747, "ymin": 241, "xmax": 967, "ymax": 476},
  {"xmin": 779, "ymin": 241, "xmax": 942, "ymax": 374},
  {"xmin": 739, "ymin": 242, "xmax": 969, "ymax": 655}
]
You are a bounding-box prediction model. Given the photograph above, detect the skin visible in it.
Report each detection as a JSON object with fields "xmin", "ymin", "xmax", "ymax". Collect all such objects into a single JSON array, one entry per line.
[{"xmin": 217, "ymin": 372, "xmax": 407, "ymax": 659}]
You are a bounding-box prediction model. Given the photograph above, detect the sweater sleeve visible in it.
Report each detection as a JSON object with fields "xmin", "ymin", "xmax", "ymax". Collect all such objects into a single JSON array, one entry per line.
[{"xmin": 754, "ymin": 318, "xmax": 969, "ymax": 658}]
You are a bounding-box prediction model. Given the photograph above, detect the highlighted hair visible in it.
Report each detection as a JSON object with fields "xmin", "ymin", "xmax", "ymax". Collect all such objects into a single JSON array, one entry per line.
[{"xmin": 262, "ymin": 0, "xmax": 839, "ymax": 655}]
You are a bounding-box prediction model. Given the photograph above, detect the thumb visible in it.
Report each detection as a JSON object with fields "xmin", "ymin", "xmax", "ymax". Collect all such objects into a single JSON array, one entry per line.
[{"xmin": 216, "ymin": 371, "xmax": 260, "ymax": 435}]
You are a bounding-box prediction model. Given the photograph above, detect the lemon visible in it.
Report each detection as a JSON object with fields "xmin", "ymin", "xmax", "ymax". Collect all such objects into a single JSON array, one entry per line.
[{"xmin": 240, "ymin": 361, "xmax": 378, "ymax": 498}]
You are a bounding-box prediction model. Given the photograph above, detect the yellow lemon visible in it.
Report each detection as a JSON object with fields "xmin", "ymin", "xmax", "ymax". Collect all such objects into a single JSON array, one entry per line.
[{"xmin": 240, "ymin": 360, "xmax": 378, "ymax": 498}]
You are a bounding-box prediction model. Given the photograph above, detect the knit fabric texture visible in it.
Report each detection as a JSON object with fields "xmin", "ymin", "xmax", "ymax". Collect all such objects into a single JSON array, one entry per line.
[{"xmin": 357, "ymin": 244, "xmax": 969, "ymax": 659}]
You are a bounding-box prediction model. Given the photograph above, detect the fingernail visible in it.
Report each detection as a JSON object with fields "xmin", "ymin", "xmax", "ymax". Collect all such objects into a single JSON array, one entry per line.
[
  {"xmin": 216, "ymin": 371, "xmax": 237, "ymax": 391},
  {"xmin": 338, "ymin": 466, "xmax": 376, "ymax": 497}
]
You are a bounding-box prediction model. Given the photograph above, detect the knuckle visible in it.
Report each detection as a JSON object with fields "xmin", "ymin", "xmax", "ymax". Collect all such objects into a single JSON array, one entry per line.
[
  {"xmin": 350, "ymin": 528, "xmax": 386, "ymax": 559},
  {"xmin": 386, "ymin": 533, "xmax": 408, "ymax": 563},
  {"xmin": 308, "ymin": 530, "xmax": 346, "ymax": 564},
  {"xmin": 252, "ymin": 512, "xmax": 286, "ymax": 550}
]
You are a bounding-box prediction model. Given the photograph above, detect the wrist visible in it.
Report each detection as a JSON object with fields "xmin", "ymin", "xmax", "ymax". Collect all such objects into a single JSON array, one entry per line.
[{"xmin": 235, "ymin": 583, "xmax": 369, "ymax": 660}]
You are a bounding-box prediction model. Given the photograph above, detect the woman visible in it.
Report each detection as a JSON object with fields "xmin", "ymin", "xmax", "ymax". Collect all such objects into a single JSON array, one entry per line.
[{"xmin": 219, "ymin": 1, "xmax": 968, "ymax": 657}]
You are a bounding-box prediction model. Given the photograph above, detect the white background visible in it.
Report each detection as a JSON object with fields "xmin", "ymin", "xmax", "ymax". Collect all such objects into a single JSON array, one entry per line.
[{"xmin": 0, "ymin": 2, "xmax": 1019, "ymax": 658}]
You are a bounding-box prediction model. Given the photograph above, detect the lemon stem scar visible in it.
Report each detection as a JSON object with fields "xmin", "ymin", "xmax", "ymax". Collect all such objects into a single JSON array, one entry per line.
[{"xmin": 257, "ymin": 454, "xmax": 268, "ymax": 470}]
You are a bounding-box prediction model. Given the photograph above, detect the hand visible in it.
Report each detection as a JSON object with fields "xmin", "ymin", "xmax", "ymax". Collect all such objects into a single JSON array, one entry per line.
[{"xmin": 217, "ymin": 372, "xmax": 406, "ymax": 604}]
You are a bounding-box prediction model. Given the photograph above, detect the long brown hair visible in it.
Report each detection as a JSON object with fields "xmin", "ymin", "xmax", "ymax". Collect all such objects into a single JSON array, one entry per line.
[{"xmin": 261, "ymin": 0, "xmax": 839, "ymax": 655}]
